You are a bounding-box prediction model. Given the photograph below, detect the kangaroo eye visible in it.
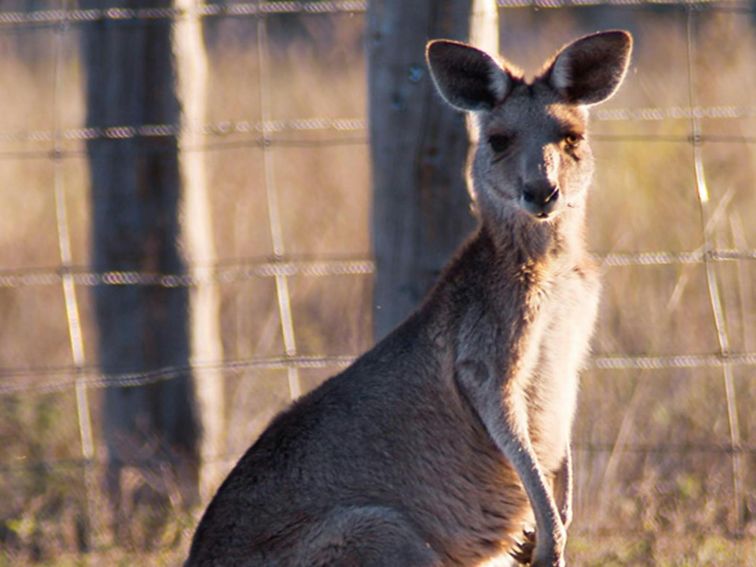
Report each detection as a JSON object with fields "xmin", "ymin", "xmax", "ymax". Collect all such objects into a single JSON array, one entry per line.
[
  {"xmin": 563, "ymin": 133, "xmax": 582, "ymax": 147},
  {"xmin": 488, "ymin": 134, "xmax": 511, "ymax": 153}
]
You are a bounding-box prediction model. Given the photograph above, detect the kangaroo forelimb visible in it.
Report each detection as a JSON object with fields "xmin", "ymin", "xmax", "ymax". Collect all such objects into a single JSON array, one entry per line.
[{"xmin": 456, "ymin": 359, "xmax": 566, "ymax": 567}]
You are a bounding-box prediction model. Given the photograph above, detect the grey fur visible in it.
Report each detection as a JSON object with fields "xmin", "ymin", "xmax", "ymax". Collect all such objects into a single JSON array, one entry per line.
[{"xmin": 187, "ymin": 30, "xmax": 632, "ymax": 567}]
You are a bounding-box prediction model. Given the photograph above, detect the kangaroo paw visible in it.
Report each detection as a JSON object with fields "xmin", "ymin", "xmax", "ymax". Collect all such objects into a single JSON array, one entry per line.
[{"xmin": 509, "ymin": 529, "xmax": 535, "ymax": 565}]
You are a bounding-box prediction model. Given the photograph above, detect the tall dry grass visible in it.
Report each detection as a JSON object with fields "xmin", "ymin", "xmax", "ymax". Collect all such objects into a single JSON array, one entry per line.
[{"xmin": 0, "ymin": 6, "xmax": 753, "ymax": 566}]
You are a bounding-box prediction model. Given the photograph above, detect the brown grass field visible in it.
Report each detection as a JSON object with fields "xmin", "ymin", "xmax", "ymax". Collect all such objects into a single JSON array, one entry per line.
[{"xmin": 0, "ymin": 4, "xmax": 754, "ymax": 566}]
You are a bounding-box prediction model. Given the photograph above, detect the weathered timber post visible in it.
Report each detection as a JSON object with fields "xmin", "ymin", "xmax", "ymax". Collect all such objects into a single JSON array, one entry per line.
[
  {"xmin": 368, "ymin": 0, "xmax": 498, "ymax": 340},
  {"xmin": 82, "ymin": 0, "xmax": 202, "ymax": 529},
  {"xmin": 173, "ymin": 0, "xmax": 226, "ymax": 503}
]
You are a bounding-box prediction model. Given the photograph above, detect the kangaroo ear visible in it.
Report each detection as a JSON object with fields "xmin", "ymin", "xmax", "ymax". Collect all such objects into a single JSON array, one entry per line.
[
  {"xmin": 426, "ymin": 40, "xmax": 512, "ymax": 112},
  {"xmin": 546, "ymin": 30, "xmax": 632, "ymax": 105}
]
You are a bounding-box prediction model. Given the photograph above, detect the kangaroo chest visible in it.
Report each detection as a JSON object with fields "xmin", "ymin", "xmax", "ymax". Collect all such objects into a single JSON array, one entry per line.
[{"xmin": 524, "ymin": 266, "xmax": 600, "ymax": 471}]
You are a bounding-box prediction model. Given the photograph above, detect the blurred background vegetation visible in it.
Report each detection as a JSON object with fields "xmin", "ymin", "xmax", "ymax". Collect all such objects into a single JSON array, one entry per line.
[{"xmin": 0, "ymin": 1, "xmax": 753, "ymax": 565}]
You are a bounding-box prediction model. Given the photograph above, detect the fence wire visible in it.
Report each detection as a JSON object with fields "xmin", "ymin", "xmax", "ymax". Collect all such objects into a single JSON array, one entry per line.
[
  {"xmin": 2, "ymin": 438, "xmax": 754, "ymax": 477},
  {"xmin": 0, "ymin": 0, "xmax": 752, "ymax": 29},
  {"xmin": 0, "ymin": 104, "xmax": 753, "ymax": 148},
  {"xmin": 0, "ymin": 0, "xmax": 754, "ymax": 549},
  {"xmin": 3, "ymin": 438, "xmax": 752, "ymax": 478},
  {"xmin": 1, "ymin": 248, "xmax": 756, "ymax": 289},
  {"xmin": 684, "ymin": 6, "xmax": 746, "ymax": 534},
  {"xmin": 256, "ymin": 14, "xmax": 302, "ymax": 400},
  {"xmin": 48, "ymin": 1, "xmax": 105, "ymax": 548},
  {"xmin": 1, "ymin": 350, "xmax": 755, "ymax": 397}
]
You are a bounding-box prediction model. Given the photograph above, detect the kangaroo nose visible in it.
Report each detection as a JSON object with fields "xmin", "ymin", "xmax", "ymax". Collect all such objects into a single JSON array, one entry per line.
[
  {"xmin": 522, "ymin": 181, "xmax": 560, "ymax": 218},
  {"xmin": 523, "ymin": 181, "xmax": 559, "ymax": 205}
]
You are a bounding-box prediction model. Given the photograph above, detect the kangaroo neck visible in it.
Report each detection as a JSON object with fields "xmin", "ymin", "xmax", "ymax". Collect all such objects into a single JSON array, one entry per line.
[
  {"xmin": 434, "ymin": 212, "xmax": 586, "ymax": 374},
  {"xmin": 480, "ymin": 206, "xmax": 586, "ymax": 275},
  {"xmin": 420, "ymin": 205, "xmax": 587, "ymax": 336}
]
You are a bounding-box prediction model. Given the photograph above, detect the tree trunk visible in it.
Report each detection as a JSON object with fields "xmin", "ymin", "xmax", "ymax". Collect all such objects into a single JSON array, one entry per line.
[
  {"xmin": 367, "ymin": 0, "xmax": 478, "ymax": 341},
  {"xmin": 83, "ymin": 0, "xmax": 200, "ymax": 530}
]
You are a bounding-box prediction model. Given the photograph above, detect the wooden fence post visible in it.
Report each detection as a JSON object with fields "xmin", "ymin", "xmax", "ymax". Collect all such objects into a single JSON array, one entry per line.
[
  {"xmin": 367, "ymin": 0, "xmax": 499, "ymax": 340},
  {"xmin": 82, "ymin": 0, "xmax": 201, "ymax": 530}
]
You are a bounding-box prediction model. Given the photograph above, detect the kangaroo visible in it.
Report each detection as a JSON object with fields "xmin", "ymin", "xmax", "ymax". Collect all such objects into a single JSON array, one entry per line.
[{"xmin": 187, "ymin": 31, "xmax": 632, "ymax": 567}]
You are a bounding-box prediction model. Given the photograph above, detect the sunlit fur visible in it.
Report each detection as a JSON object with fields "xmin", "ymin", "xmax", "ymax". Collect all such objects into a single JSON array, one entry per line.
[{"xmin": 187, "ymin": 31, "xmax": 632, "ymax": 567}]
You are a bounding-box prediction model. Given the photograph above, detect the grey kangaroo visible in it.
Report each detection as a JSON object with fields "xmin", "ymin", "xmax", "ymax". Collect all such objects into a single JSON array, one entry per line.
[{"xmin": 188, "ymin": 30, "xmax": 632, "ymax": 567}]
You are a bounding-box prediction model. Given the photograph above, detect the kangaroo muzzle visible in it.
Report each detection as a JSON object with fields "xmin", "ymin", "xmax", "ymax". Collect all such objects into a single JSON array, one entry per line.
[{"xmin": 522, "ymin": 180, "xmax": 560, "ymax": 218}]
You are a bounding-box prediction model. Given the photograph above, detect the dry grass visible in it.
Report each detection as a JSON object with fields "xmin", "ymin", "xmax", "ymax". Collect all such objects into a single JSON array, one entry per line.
[{"xmin": 0, "ymin": 5, "xmax": 753, "ymax": 566}]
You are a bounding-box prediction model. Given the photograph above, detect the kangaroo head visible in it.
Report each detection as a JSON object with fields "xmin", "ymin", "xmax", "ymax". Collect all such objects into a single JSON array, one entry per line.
[{"xmin": 427, "ymin": 31, "xmax": 632, "ymax": 225}]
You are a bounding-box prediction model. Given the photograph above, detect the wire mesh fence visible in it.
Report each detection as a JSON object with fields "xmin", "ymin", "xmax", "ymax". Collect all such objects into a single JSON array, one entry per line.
[
  {"xmin": 0, "ymin": 0, "xmax": 754, "ymax": 562},
  {"xmin": 0, "ymin": 0, "xmax": 753, "ymax": 28}
]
